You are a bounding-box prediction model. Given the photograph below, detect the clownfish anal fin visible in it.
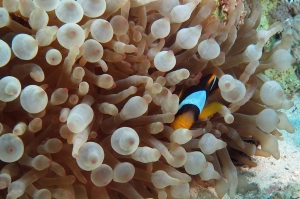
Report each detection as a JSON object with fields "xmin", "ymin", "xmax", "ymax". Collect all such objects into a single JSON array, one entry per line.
[{"xmin": 199, "ymin": 102, "xmax": 223, "ymax": 119}]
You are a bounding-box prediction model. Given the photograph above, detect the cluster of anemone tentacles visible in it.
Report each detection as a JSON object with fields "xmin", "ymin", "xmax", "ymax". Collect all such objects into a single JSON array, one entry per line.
[{"xmin": 0, "ymin": 0, "xmax": 296, "ymax": 199}]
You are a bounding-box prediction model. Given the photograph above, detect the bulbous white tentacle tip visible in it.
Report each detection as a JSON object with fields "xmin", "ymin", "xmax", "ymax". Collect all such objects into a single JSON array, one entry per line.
[
  {"xmin": 104, "ymin": 75, "xmax": 112, "ymax": 81},
  {"xmin": 111, "ymin": 127, "xmax": 139, "ymax": 155},
  {"xmin": 225, "ymin": 115, "xmax": 234, "ymax": 124},
  {"xmin": 35, "ymin": 118, "xmax": 42, "ymax": 124},
  {"xmin": 111, "ymin": 110, "xmax": 118, "ymax": 116},
  {"xmin": 67, "ymin": 2, "xmax": 75, "ymax": 8},
  {"xmin": 90, "ymin": 158, "xmax": 98, "ymax": 164},
  {"xmin": 167, "ymin": 50, "xmax": 174, "ymax": 55},
  {"xmin": 154, "ymin": 50, "xmax": 176, "ymax": 72},
  {"xmin": 6, "ymin": 88, "xmax": 17, "ymax": 96},
  {"xmin": 128, "ymin": 138, "xmax": 136, "ymax": 146},
  {"xmin": 72, "ymin": 153, "xmax": 78, "ymax": 158},
  {"xmin": 62, "ymin": 88, "xmax": 68, "ymax": 93},
  {"xmin": 38, "ymin": 90, "xmax": 46, "ymax": 96},
  {"xmin": 35, "ymin": 39, "xmax": 40, "ymax": 46},
  {"xmin": 204, "ymin": 161, "xmax": 208, "ymax": 168},
  {"xmin": 108, "ymin": 83, "xmax": 116, "ymax": 90},
  {"xmin": 119, "ymin": 18, "xmax": 128, "ymax": 26},
  {"xmin": 143, "ymin": 94, "xmax": 152, "ymax": 104},
  {"xmin": 67, "ymin": 123, "xmax": 75, "ymax": 132}
]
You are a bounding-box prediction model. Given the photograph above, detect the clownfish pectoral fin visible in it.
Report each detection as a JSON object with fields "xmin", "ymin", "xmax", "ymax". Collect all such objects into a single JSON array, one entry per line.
[{"xmin": 199, "ymin": 102, "xmax": 223, "ymax": 120}]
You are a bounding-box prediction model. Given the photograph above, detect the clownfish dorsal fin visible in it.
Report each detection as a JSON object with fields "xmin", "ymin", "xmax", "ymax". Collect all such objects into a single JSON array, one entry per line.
[{"xmin": 207, "ymin": 74, "xmax": 218, "ymax": 93}]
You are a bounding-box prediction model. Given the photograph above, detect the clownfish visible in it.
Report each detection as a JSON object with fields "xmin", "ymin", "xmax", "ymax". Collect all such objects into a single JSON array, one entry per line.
[{"xmin": 171, "ymin": 74, "xmax": 223, "ymax": 130}]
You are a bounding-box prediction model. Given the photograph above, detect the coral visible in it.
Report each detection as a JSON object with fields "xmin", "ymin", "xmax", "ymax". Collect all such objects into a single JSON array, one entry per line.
[
  {"xmin": 0, "ymin": 0, "xmax": 296, "ymax": 199},
  {"xmin": 255, "ymin": 0, "xmax": 300, "ymax": 96},
  {"xmin": 270, "ymin": 1, "xmax": 300, "ymax": 64},
  {"xmin": 273, "ymin": 0, "xmax": 300, "ymax": 20},
  {"xmin": 288, "ymin": 14, "xmax": 300, "ymax": 62},
  {"xmin": 264, "ymin": 66, "xmax": 299, "ymax": 98},
  {"xmin": 270, "ymin": 0, "xmax": 292, "ymax": 22}
]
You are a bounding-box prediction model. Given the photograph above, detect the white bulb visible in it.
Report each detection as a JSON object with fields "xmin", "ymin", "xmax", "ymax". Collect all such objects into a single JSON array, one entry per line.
[
  {"xmin": 0, "ymin": 39, "xmax": 11, "ymax": 67},
  {"xmin": 20, "ymin": 85, "xmax": 48, "ymax": 114},
  {"xmin": 151, "ymin": 17, "xmax": 170, "ymax": 38},
  {"xmin": 0, "ymin": 76, "xmax": 21, "ymax": 102},
  {"xmin": 67, "ymin": 103, "xmax": 94, "ymax": 133},
  {"xmin": 76, "ymin": 142, "xmax": 104, "ymax": 171},
  {"xmin": 0, "ymin": 133, "xmax": 24, "ymax": 163},
  {"xmin": 12, "ymin": 34, "xmax": 38, "ymax": 60},
  {"xmin": 90, "ymin": 19, "xmax": 113, "ymax": 43},
  {"xmin": 111, "ymin": 127, "xmax": 139, "ymax": 155},
  {"xmin": 55, "ymin": 0, "xmax": 84, "ymax": 23},
  {"xmin": 154, "ymin": 50, "xmax": 176, "ymax": 72},
  {"xmin": 57, "ymin": 23, "xmax": 85, "ymax": 49},
  {"xmin": 77, "ymin": 0, "xmax": 106, "ymax": 18}
]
